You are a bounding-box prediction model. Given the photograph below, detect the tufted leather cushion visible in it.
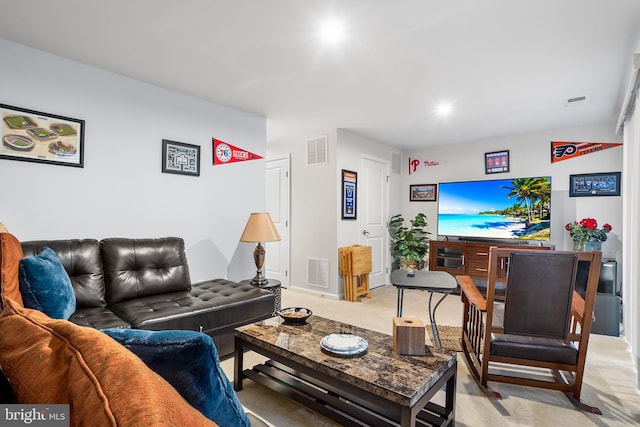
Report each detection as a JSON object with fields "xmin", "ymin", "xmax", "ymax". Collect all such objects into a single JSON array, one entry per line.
[
  {"xmin": 100, "ymin": 237, "xmax": 191, "ymax": 304},
  {"xmin": 191, "ymin": 279, "xmax": 275, "ymax": 356},
  {"xmin": 70, "ymin": 307, "xmax": 131, "ymax": 329},
  {"xmin": 21, "ymin": 239, "xmax": 106, "ymax": 309}
]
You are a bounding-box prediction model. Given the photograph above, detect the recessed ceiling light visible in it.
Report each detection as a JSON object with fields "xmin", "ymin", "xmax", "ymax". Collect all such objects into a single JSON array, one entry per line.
[
  {"xmin": 436, "ymin": 102, "xmax": 453, "ymax": 116},
  {"xmin": 319, "ymin": 18, "xmax": 345, "ymax": 44}
]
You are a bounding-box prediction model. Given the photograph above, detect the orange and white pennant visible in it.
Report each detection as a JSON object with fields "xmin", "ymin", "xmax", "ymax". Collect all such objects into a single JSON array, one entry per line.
[{"xmin": 551, "ymin": 141, "xmax": 622, "ymax": 163}]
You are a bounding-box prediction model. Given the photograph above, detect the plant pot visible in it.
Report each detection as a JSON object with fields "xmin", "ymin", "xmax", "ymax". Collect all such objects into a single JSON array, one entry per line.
[
  {"xmin": 400, "ymin": 257, "xmax": 420, "ymax": 271},
  {"xmin": 584, "ymin": 239, "xmax": 602, "ymax": 252},
  {"xmin": 573, "ymin": 239, "xmax": 602, "ymax": 252}
]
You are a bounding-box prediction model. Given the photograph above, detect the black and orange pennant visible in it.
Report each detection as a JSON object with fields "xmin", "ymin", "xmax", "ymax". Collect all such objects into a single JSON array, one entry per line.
[
  {"xmin": 551, "ymin": 141, "xmax": 622, "ymax": 163},
  {"xmin": 212, "ymin": 138, "xmax": 263, "ymax": 165}
]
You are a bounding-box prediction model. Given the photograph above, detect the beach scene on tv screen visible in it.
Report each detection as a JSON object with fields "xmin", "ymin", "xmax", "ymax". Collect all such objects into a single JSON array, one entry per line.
[{"xmin": 438, "ymin": 177, "xmax": 551, "ymax": 241}]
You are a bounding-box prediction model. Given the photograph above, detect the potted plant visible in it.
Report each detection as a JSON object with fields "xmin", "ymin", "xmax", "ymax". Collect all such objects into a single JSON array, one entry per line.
[
  {"xmin": 565, "ymin": 217, "xmax": 612, "ymax": 251},
  {"xmin": 388, "ymin": 213, "xmax": 431, "ymax": 270}
]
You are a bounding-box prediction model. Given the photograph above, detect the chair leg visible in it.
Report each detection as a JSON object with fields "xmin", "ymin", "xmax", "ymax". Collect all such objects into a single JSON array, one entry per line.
[
  {"xmin": 552, "ymin": 370, "xmax": 602, "ymax": 415},
  {"xmin": 461, "ymin": 337, "xmax": 502, "ymax": 399}
]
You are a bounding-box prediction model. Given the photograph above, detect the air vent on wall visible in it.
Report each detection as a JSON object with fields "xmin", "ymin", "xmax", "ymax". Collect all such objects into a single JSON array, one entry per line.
[
  {"xmin": 391, "ymin": 152, "xmax": 402, "ymax": 175},
  {"xmin": 306, "ymin": 135, "xmax": 328, "ymax": 166},
  {"xmin": 307, "ymin": 257, "xmax": 329, "ymax": 288}
]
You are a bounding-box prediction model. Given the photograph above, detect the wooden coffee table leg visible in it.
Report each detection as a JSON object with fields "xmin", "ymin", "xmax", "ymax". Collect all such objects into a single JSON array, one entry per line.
[{"xmin": 234, "ymin": 337, "xmax": 244, "ymax": 391}]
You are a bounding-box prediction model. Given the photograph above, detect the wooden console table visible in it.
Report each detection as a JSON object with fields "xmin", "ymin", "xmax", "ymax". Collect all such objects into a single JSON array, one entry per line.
[{"xmin": 428, "ymin": 240, "xmax": 551, "ymax": 280}]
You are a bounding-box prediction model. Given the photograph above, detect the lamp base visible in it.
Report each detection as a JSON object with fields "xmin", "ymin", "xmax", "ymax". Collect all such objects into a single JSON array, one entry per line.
[
  {"xmin": 251, "ymin": 243, "xmax": 268, "ymax": 286},
  {"xmin": 250, "ymin": 275, "xmax": 270, "ymax": 287}
]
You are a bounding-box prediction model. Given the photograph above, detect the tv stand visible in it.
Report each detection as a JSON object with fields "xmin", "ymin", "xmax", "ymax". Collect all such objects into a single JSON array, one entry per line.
[{"xmin": 428, "ymin": 240, "xmax": 551, "ymax": 279}]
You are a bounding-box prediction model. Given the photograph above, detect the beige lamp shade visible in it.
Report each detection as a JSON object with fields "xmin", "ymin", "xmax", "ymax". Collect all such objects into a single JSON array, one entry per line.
[
  {"xmin": 240, "ymin": 213, "xmax": 280, "ymax": 286},
  {"xmin": 240, "ymin": 213, "xmax": 281, "ymax": 243}
]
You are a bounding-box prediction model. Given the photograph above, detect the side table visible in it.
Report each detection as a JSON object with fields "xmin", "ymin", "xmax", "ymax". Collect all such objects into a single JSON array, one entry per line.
[
  {"xmin": 241, "ymin": 279, "xmax": 281, "ymax": 314},
  {"xmin": 390, "ymin": 270, "xmax": 458, "ymax": 349}
]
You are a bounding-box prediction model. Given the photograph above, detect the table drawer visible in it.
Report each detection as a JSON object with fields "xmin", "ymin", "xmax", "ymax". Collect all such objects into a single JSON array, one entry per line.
[
  {"xmin": 466, "ymin": 248, "xmax": 491, "ymax": 263},
  {"xmin": 467, "ymin": 260, "xmax": 490, "ymax": 278}
]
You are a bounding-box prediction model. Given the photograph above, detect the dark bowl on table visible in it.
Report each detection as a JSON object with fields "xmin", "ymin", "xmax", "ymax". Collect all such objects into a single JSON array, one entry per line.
[{"xmin": 277, "ymin": 307, "xmax": 312, "ymax": 324}]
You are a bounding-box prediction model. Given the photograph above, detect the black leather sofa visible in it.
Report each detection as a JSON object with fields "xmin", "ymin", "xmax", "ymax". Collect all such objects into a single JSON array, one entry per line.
[{"xmin": 19, "ymin": 237, "xmax": 275, "ymax": 358}]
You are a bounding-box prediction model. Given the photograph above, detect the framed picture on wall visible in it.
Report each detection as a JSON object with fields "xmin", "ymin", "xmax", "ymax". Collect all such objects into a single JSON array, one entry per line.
[
  {"xmin": 485, "ymin": 150, "xmax": 509, "ymax": 174},
  {"xmin": 162, "ymin": 139, "xmax": 201, "ymax": 176},
  {"xmin": 410, "ymin": 184, "xmax": 437, "ymax": 201},
  {"xmin": 341, "ymin": 169, "xmax": 357, "ymax": 219},
  {"xmin": 569, "ymin": 171, "xmax": 621, "ymax": 197},
  {"xmin": 0, "ymin": 103, "xmax": 85, "ymax": 168}
]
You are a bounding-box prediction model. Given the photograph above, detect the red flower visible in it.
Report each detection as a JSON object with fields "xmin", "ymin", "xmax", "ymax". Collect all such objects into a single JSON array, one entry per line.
[
  {"xmin": 567, "ymin": 218, "xmax": 611, "ymax": 243},
  {"xmin": 579, "ymin": 218, "xmax": 597, "ymax": 230}
]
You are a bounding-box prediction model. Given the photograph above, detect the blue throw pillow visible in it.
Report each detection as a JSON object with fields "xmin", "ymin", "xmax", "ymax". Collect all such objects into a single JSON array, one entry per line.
[
  {"xmin": 101, "ymin": 328, "xmax": 250, "ymax": 427},
  {"xmin": 18, "ymin": 247, "xmax": 76, "ymax": 319}
]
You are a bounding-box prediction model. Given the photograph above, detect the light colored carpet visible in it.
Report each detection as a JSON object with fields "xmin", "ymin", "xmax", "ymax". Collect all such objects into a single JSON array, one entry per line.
[{"xmin": 220, "ymin": 285, "xmax": 640, "ymax": 426}]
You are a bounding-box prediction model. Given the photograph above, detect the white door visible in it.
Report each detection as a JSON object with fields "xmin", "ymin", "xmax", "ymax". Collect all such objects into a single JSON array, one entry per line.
[
  {"xmin": 359, "ymin": 155, "xmax": 389, "ymax": 288},
  {"xmin": 265, "ymin": 155, "xmax": 290, "ymax": 288}
]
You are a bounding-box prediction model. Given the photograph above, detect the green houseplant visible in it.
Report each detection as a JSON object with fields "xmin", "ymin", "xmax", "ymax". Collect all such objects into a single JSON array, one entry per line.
[{"xmin": 388, "ymin": 213, "xmax": 431, "ymax": 270}]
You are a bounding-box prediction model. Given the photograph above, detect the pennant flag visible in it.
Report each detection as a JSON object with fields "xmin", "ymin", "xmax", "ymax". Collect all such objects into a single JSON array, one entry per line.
[
  {"xmin": 213, "ymin": 138, "xmax": 263, "ymax": 165},
  {"xmin": 551, "ymin": 141, "xmax": 622, "ymax": 163}
]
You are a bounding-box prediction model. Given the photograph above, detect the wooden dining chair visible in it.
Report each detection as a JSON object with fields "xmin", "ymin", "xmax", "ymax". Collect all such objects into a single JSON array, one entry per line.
[{"xmin": 457, "ymin": 247, "xmax": 602, "ymax": 414}]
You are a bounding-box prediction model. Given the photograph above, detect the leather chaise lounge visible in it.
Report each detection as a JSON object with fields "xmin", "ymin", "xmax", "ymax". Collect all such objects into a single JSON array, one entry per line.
[{"xmin": 19, "ymin": 236, "xmax": 275, "ymax": 357}]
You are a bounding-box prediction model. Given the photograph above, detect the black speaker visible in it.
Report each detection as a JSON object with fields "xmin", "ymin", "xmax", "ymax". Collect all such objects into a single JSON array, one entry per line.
[
  {"xmin": 575, "ymin": 259, "xmax": 619, "ymax": 296},
  {"xmin": 592, "ymin": 294, "xmax": 622, "ymax": 336},
  {"xmin": 598, "ymin": 260, "xmax": 618, "ymax": 295}
]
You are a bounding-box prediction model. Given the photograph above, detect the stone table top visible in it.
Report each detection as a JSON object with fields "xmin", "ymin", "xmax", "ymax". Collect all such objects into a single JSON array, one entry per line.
[{"xmin": 235, "ymin": 315, "xmax": 457, "ymax": 407}]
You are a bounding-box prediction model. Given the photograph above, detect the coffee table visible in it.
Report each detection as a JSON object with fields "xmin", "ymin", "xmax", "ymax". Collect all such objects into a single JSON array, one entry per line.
[{"xmin": 234, "ymin": 315, "xmax": 456, "ymax": 427}]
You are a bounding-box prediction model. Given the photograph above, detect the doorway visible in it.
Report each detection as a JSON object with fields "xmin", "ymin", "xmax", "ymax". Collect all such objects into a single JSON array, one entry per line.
[
  {"xmin": 265, "ymin": 155, "xmax": 290, "ymax": 288},
  {"xmin": 359, "ymin": 155, "xmax": 389, "ymax": 288}
]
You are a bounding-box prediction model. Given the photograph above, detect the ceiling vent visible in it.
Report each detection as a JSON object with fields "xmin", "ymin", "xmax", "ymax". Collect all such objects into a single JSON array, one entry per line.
[
  {"xmin": 306, "ymin": 135, "xmax": 328, "ymax": 166},
  {"xmin": 391, "ymin": 152, "xmax": 402, "ymax": 175},
  {"xmin": 565, "ymin": 95, "xmax": 588, "ymax": 106}
]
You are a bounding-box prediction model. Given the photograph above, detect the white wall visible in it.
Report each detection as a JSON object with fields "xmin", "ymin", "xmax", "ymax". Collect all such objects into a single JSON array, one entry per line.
[
  {"xmin": 267, "ymin": 129, "xmax": 403, "ymax": 298},
  {"xmin": 267, "ymin": 130, "xmax": 338, "ymax": 296},
  {"xmin": 402, "ymin": 123, "xmax": 624, "ymax": 261},
  {"xmin": 336, "ymin": 129, "xmax": 403, "ymax": 249},
  {"xmin": 0, "ymin": 39, "xmax": 266, "ymax": 283}
]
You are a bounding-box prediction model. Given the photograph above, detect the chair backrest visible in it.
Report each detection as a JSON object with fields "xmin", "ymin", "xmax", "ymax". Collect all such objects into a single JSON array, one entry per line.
[{"xmin": 502, "ymin": 251, "xmax": 579, "ymax": 338}]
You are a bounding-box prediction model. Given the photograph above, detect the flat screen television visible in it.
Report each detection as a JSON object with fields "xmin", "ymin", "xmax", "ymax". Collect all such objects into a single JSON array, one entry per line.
[{"xmin": 437, "ymin": 176, "xmax": 551, "ymax": 241}]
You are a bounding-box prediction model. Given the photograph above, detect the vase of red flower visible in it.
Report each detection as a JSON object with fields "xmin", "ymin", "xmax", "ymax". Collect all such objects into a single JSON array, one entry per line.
[{"xmin": 565, "ymin": 218, "xmax": 611, "ymax": 252}]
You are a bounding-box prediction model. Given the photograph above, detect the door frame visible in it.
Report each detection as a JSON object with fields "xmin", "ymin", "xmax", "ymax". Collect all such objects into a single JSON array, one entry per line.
[
  {"xmin": 266, "ymin": 153, "xmax": 291, "ymax": 288},
  {"xmin": 359, "ymin": 153, "xmax": 390, "ymax": 287}
]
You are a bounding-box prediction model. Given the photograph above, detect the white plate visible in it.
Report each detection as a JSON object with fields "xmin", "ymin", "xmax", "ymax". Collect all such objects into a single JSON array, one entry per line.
[{"xmin": 320, "ymin": 334, "xmax": 368, "ymax": 357}]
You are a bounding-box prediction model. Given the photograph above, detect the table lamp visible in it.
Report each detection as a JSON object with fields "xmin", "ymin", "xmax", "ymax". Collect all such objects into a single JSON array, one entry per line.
[{"xmin": 240, "ymin": 213, "xmax": 281, "ymax": 286}]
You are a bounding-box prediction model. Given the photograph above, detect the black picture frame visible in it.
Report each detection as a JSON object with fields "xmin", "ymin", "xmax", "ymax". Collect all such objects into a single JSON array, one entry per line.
[
  {"xmin": 485, "ymin": 150, "xmax": 510, "ymax": 174},
  {"xmin": 341, "ymin": 169, "xmax": 357, "ymax": 219},
  {"xmin": 0, "ymin": 103, "xmax": 85, "ymax": 168},
  {"xmin": 410, "ymin": 184, "xmax": 437, "ymax": 201},
  {"xmin": 569, "ymin": 171, "xmax": 621, "ymax": 197},
  {"xmin": 162, "ymin": 139, "xmax": 201, "ymax": 176}
]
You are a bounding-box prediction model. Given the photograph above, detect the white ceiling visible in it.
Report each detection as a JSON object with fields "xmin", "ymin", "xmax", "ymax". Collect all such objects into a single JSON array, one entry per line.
[{"xmin": 1, "ymin": 0, "xmax": 639, "ymax": 149}]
